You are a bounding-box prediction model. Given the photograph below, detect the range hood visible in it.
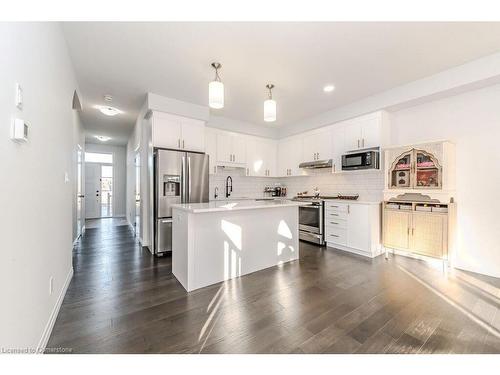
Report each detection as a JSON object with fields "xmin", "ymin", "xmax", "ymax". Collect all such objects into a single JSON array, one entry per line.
[{"xmin": 299, "ymin": 159, "xmax": 333, "ymax": 169}]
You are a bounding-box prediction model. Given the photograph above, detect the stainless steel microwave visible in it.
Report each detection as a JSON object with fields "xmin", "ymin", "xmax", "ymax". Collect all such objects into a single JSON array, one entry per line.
[{"xmin": 342, "ymin": 150, "xmax": 379, "ymax": 171}]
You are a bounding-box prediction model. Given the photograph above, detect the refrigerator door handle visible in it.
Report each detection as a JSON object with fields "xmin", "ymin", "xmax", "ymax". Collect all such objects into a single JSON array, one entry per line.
[
  {"xmin": 181, "ymin": 155, "xmax": 186, "ymax": 203},
  {"xmin": 187, "ymin": 156, "xmax": 192, "ymax": 202}
]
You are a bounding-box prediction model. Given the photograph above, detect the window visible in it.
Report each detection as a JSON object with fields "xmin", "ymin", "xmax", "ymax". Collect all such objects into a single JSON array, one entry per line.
[{"xmin": 85, "ymin": 152, "xmax": 113, "ymax": 164}]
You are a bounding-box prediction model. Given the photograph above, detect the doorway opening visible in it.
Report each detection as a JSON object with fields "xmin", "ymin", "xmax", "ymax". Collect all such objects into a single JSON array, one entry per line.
[{"xmin": 85, "ymin": 152, "xmax": 114, "ymax": 219}]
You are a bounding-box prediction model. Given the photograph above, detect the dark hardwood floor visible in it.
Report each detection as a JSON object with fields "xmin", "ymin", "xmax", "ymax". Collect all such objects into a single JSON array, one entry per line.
[{"xmin": 47, "ymin": 218, "xmax": 500, "ymax": 353}]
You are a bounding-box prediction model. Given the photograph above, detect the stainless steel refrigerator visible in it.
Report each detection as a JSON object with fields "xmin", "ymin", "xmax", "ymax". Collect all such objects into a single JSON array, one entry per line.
[{"xmin": 154, "ymin": 148, "xmax": 209, "ymax": 255}]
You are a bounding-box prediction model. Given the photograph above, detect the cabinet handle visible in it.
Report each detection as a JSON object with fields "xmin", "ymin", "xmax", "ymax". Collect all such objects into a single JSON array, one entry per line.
[
  {"xmin": 246, "ymin": 168, "xmax": 249, "ymax": 175},
  {"xmin": 348, "ymin": 205, "xmax": 350, "ymax": 214},
  {"xmin": 357, "ymin": 139, "xmax": 360, "ymax": 148},
  {"xmin": 407, "ymin": 227, "xmax": 410, "ymax": 236},
  {"xmin": 178, "ymin": 139, "xmax": 181, "ymax": 148},
  {"xmin": 214, "ymin": 166, "xmax": 216, "ymax": 174},
  {"xmin": 330, "ymin": 213, "xmax": 339, "ymax": 216},
  {"xmin": 330, "ymin": 222, "xmax": 339, "ymax": 225},
  {"xmin": 412, "ymin": 228, "xmax": 415, "ymax": 236},
  {"xmin": 330, "ymin": 234, "xmax": 339, "ymax": 238},
  {"xmin": 362, "ymin": 138, "xmax": 365, "ymax": 148},
  {"xmin": 183, "ymin": 139, "xmax": 185, "ymax": 149}
]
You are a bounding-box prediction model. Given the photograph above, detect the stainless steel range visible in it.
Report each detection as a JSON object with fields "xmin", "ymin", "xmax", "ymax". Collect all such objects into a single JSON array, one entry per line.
[{"xmin": 292, "ymin": 195, "xmax": 359, "ymax": 245}]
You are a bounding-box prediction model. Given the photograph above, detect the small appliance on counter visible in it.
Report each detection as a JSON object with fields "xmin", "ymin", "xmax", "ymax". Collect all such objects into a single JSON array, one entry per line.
[{"xmin": 264, "ymin": 183, "xmax": 287, "ymax": 198}]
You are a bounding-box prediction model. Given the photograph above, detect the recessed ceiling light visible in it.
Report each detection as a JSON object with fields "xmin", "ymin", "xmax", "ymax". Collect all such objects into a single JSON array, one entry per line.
[
  {"xmin": 323, "ymin": 85, "xmax": 335, "ymax": 93},
  {"xmin": 95, "ymin": 135, "xmax": 111, "ymax": 142},
  {"xmin": 94, "ymin": 105, "xmax": 124, "ymax": 116},
  {"xmin": 104, "ymin": 94, "xmax": 113, "ymax": 102}
]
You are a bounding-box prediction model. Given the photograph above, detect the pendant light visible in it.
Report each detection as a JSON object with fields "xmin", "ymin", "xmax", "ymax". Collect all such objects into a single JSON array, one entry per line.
[
  {"xmin": 264, "ymin": 84, "xmax": 276, "ymax": 122},
  {"xmin": 209, "ymin": 62, "xmax": 224, "ymax": 109}
]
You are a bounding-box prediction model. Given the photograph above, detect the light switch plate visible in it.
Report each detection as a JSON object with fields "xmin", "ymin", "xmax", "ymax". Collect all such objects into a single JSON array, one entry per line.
[
  {"xmin": 64, "ymin": 172, "xmax": 69, "ymax": 183},
  {"xmin": 15, "ymin": 83, "xmax": 23, "ymax": 110}
]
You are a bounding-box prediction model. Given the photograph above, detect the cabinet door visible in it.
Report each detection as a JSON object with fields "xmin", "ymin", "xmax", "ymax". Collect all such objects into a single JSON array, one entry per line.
[
  {"xmin": 181, "ymin": 118, "xmax": 205, "ymax": 152},
  {"xmin": 331, "ymin": 124, "xmax": 345, "ymax": 173},
  {"xmin": 301, "ymin": 132, "xmax": 318, "ymax": 162},
  {"xmin": 277, "ymin": 139, "xmax": 290, "ymax": 177},
  {"xmin": 205, "ymin": 128, "xmax": 218, "ymax": 175},
  {"xmin": 360, "ymin": 116, "xmax": 380, "ymax": 149},
  {"xmin": 232, "ymin": 135, "xmax": 247, "ymax": 164},
  {"xmin": 344, "ymin": 120, "xmax": 362, "ymax": 151},
  {"xmin": 263, "ymin": 140, "xmax": 277, "ymax": 177},
  {"xmin": 346, "ymin": 204, "xmax": 371, "ymax": 252},
  {"xmin": 410, "ymin": 213, "xmax": 446, "ymax": 258},
  {"xmin": 316, "ymin": 129, "xmax": 332, "ymax": 161},
  {"xmin": 152, "ymin": 112, "xmax": 182, "ymax": 149},
  {"xmin": 289, "ymin": 138, "xmax": 303, "ymax": 176},
  {"xmin": 246, "ymin": 138, "xmax": 266, "ymax": 176},
  {"xmin": 383, "ymin": 210, "xmax": 410, "ymax": 249},
  {"xmin": 216, "ymin": 133, "xmax": 232, "ymax": 163}
]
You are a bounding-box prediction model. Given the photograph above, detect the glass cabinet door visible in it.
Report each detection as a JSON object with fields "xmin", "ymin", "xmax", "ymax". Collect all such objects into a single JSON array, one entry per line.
[
  {"xmin": 390, "ymin": 152, "xmax": 412, "ymax": 188},
  {"xmin": 414, "ymin": 151, "xmax": 440, "ymax": 188}
]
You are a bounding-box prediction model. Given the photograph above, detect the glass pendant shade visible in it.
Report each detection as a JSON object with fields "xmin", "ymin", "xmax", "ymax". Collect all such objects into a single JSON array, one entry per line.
[
  {"xmin": 209, "ymin": 80, "xmax": 224, "ymax": 109},
  {"xmin": 264, "ymin": 99, "xmax": 276, "ymax": 122}
]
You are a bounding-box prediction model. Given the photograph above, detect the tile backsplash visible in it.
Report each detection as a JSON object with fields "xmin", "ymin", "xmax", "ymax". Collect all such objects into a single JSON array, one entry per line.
[{"xmin": 209, "ymin": 167, "xmax": 384, "ymax": 201}]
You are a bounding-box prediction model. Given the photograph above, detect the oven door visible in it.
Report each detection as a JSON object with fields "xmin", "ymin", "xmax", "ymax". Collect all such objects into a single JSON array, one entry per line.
[{"xmin": 299, "ymin": 204, "xmax": 322, "ymax": 234}]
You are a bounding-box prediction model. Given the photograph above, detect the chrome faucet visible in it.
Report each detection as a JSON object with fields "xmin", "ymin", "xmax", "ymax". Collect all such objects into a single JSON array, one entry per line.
[
  {"xmin": 214, "ymin": 187, "xmax": 219, "ymax": 199},
  {"xmin": 225, "ymin": 176, "xmax": 233, "ymax": 198}
]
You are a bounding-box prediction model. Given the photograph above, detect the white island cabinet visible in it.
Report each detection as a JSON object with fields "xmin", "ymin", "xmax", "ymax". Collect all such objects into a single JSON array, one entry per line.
[{"xmin": 171, "ymin": 200, "xmax": 301, "ymax": 292}]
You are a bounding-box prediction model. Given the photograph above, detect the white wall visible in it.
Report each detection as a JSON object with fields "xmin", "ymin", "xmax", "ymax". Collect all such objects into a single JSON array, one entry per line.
[
  {"xmin": 71, "ymin": 109, "xmax": 85, "ymax": 241},
  {"xmin": 389, "ymin": 83, "xmax": 500, "ymax": 278},
  {"xmin": 0, "ymin": 23, "xmax": 79, "ymax": 350},
  {"xmin": 85, "ymin": 143, "xmax": 127, "ymax": 217}
]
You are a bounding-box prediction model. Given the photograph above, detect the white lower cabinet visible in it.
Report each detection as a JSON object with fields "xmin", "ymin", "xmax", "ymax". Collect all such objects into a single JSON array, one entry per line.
[{"xmin": 325, "ymin": 201, "xmax": 382, "ymax": 258}]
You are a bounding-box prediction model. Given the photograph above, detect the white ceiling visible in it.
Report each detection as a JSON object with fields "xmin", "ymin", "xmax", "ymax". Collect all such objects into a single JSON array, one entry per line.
[{"xmin": 62, "ymin": 22, "xmax": 500, "ymax": 145}]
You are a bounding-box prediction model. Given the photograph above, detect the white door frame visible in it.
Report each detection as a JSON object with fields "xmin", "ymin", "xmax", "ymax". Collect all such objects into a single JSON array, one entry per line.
[{"xmin": 84, "ymin": 152, "xmax": 115, "ymax": 219}]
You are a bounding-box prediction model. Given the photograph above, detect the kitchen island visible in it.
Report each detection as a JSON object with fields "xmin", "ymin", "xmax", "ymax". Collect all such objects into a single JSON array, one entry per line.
[{"xmin": 171, "ymin": 200, "xmax": 302, "ymax": 292}]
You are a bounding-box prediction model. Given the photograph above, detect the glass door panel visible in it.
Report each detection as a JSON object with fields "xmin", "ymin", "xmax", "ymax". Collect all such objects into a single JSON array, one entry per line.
[
  {"xmin": 101, "ymin": 165, "xmax": 113, "ymax": 217},
  {"xmin": 390, "ymin": 152, "xmax": 412, "ymax": 188},
  {"xmin": 415, "ymin": 151, "xmax": 440, "ymax": 188}
]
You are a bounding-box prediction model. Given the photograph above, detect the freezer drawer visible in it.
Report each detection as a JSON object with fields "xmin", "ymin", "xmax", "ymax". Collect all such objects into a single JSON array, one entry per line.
[{"xmin": 156, "ymin": 218, "xmax": 172, "ymax": 254}]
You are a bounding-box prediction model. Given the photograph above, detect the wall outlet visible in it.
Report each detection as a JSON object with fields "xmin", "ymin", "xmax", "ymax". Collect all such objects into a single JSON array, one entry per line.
[{"xmin": 49, "ymin": 276, "xmax": 54, "ymax": 295}]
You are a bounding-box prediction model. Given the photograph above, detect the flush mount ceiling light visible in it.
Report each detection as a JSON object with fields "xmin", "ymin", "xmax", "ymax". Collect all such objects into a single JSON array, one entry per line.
[
  {"xmin": 209, "ymin": 62, "xmax": 224, "ymax": 109},
  {"xmin": 104, "ymin": 94, "xmax": 113, "ymax": 102},
  {"xmin": 264, "ymin": 84, "xmax": 276, "ymax": 123},
  {"xmin": 94, "ymin": 105, "xmax": 124, "ymax": 116},
  {"xmin": 95, "ymin": 135, "xmax": 111, "ymax": 142},
  {"xmin": 323, "ymin": 84, "xmax": 335, "ymax": 93}
]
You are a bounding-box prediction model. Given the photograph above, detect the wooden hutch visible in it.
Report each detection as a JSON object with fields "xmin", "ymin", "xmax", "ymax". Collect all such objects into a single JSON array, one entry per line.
[{"xmin": 382, "ymin": 141, "xmax": 456, "ymax": 261}]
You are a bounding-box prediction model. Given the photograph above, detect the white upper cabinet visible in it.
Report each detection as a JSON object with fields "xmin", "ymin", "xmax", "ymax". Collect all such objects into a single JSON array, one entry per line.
[
  {"xmin": 152, "ymin": 111, "xmax": 182, "ymax": 149},
  {"xmin": 343, "ymin": 111, "xmax": 389, "ymax": 151},
  {"xmin": 152, "ymin": 111, "xmax": 205, "ymax": 152},
  {"xmin": 181, "ymin": 118, "xmax": 205, "ymax": 152},
  {"xmin": 331, "ymin": 124, "xmax": 345, "ymax": 174},
  {"xmin": 246, "ymin": 137, "xmax": 277, "ymax": 177},
  {"xmin": 278, "ymin": 137, "xmax": 303, "ymax": 177},
  {"xmin": 216, "ymin": 131, "xmax": 246, "ymax": 165},
  {"xmin": 301, "ymin": 129, "xmax": 332, "ymax": 162},
  {"xmin": 205, "ymin": 128, "xmax": 218, "ymax": 175}
]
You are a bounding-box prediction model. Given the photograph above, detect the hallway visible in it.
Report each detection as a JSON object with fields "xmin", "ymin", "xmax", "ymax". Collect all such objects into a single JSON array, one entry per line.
[{"xmin": 46, "ymin": 218, "xmax": 500, "ymax": 354}]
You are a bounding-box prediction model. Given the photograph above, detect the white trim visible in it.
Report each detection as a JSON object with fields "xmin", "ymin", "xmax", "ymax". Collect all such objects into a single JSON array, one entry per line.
[{"xmin": 36, "ymin": 267, "xmax": 73, "ymax": 353}]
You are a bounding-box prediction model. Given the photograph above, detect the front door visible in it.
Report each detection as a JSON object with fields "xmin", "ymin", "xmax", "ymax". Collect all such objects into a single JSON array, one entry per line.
[{"xmin": 85, "ymin": 163, "xmax": 101, "ymax": 219}]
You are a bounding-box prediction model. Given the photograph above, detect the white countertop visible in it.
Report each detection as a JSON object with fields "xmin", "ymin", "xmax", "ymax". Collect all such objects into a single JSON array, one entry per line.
[
  {"xmin": 171, "ymin": 199, "xmax": 305, "ymax": 213},
  {"xmin": 323, "ymin": 199, "xmax": 381, "ymax": 205}
]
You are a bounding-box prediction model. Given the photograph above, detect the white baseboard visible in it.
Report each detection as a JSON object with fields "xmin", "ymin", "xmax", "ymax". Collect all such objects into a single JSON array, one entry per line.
[{"xmin": 36, "ymin": 267, "xmax": 73, "ymax": 353}]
